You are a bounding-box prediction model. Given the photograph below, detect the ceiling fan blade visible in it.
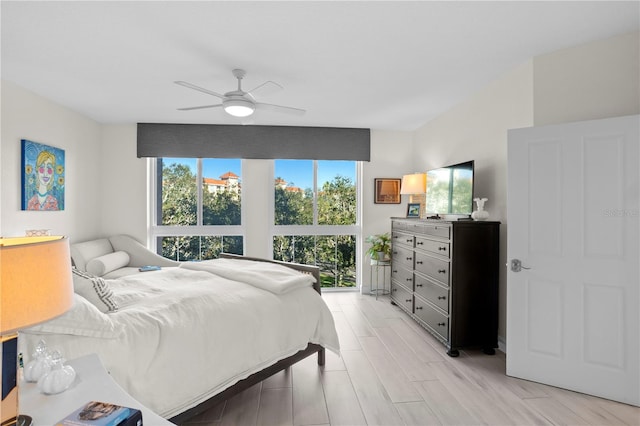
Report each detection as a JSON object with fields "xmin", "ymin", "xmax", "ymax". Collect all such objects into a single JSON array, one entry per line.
[
  {"xmin": 174, "ymin": 81, "xmax": 225, "ymax": 99},
  {"xmin": 246, "ymin": 81, "xmax": 283, "ymax": 98},
  {"xmin": 177, "ymin": 104, "xmax": 223, "ymax": 111},
  {"xmin": 255, "ymin": 102, "xmax": 306, "ymax": 116}
]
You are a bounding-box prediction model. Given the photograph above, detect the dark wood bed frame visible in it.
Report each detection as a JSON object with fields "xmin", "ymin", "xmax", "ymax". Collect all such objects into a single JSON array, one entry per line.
[{"xmin": 168, "ymin": 253, "xmax": 326, "ymax": 425}]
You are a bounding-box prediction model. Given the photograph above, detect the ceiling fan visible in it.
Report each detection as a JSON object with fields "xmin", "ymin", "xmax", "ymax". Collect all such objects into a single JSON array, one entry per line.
[{"xmin": 175, "ymin": 69, "xmax": 306, "ymax": 118}]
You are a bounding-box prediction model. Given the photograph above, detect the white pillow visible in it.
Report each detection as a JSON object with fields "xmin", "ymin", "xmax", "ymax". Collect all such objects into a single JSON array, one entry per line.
[
  {"xmin": 86, "ymin": 251, "xmax": 130, "ymax": 276},
  {"xmin": 23, "ymin": 293, "xmax": 123, "ymax": 339},
  {"xmin": 72, "ymin": 269, "xmax": 119, "ymax": 313}
]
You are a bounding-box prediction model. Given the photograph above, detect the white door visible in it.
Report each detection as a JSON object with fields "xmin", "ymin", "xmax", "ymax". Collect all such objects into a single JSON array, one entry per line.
[{"xmin": 506, "ymin": 115, "xmax": 639, "ymax": 406}]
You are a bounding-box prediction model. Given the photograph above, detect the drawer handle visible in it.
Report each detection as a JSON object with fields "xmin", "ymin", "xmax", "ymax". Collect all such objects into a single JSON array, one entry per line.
[
  {"xmin": 416, "ymin": 261, "xmax": 423, "ymax": 265},
  {"xmin": 438, "ymin": 296, "xmax": 446, "ymax": 300},
  {"xmin": 415, "ymin": 306, "xmax": 423, "ymax": 310},
  {"xmin": 407, "ymin": 257, "xmax": 412, "ymax": 261},
  {"xmin": 416, "ymin": 284, "xmax": 423, "ymax": 287},
  {"xmin": 438, "ymin": 269, "xmax": 446, "ymax": 274},
  {"xmin": 416, "ymin": 241, "xmax": 423, "ymax": 245},
  {"xmin": 392, "ymin": 288, "xmax": 397, "ymax": 292},
  {"xmin": 406, "ymin": 239, "xmax": 413, "ymax": 243},
  {"xmin": 406, "ymin": 278, "xmax": 412, "ymax": 282},
  {"xmin": 439, "ymin": 246, "xmax": 447, "ymax": 251},
  {"xmin": 392, "ymin": 270, "xmax": 397, "ymax": 273},
  {"xmin": 405, "ymin": 299, "xmax": 412, "ymax": 303},
  {"xmin": 438, "ymin": 322, "xmax": 446, "ymax": 327}
]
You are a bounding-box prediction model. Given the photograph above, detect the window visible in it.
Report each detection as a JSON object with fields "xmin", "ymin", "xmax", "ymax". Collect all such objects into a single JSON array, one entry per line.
[
  {"xmin": 151, "ymin": 158, "xmax": 243, "ymax": 260},
  {"xmin": 273, "ymin": 160, "xmax": 360, "ymax": 289},
  {"xmin": 150, "ymin": 157, "xmax": 362, "ymax": 289}
]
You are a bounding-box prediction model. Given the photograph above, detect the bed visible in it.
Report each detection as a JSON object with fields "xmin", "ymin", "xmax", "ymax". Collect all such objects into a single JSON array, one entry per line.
[{"xmin": 18, "ymin": 235, "xmax": 340, "ymax": 423}]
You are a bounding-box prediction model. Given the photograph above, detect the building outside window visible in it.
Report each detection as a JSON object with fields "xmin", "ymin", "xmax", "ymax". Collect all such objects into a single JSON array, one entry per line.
[
  {"xmin": 151, "ymin": 157, "xmax": 361, "ymax": 290},
  {"xmin": 151, "ymin": 157, "xmax": 243, "ymax": 261}
]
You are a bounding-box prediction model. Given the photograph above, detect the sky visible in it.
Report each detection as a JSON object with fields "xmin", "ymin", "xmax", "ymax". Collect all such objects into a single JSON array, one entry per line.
[{"xmin": 164, "ymin": 158, "xmax": 355, "ymax": 190}]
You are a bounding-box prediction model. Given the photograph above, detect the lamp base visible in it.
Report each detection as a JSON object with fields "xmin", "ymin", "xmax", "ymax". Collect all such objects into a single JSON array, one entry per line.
[
  {"xmin": 17, "ymin": 415, "xmax": 33, "ymax": 426},
  {"xmin": 409, "ymin": 194, "xmax": 426, "ymax": 219}
]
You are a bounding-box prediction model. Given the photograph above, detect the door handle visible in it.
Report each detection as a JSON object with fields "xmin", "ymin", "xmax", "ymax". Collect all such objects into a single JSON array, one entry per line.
[{"xmin": 509, "ymin": 259, "xmax": 531, "ymax": 272}]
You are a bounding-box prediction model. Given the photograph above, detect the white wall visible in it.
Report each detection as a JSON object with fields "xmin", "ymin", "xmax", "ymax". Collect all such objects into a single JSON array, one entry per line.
[
  {"xmin": 361, "ymin": 130, "xmax": 414, "ymax": 292},
  {"xmin": 412, "ymin": 61, "xmax": 535, "ymax": 343},
  {"xmin": 100, "ymin": 124, "xmax": 147, "ymax": 242},
  {"xmin": 242, "ymin": 159, "xmax": 273, "ymax": 258},
  {"xmin": 0, "ymin": 81, "xmax": 103, "ymax": 242},
  {"xmin": 533, "ymin": 31, "xmax": 640, "ymax": 126}
]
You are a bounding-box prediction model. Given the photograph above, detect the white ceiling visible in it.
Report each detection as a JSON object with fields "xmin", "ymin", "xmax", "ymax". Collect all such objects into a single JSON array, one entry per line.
[{"xmin": 2, "ymin": 1, "xmax": 638, "ymax": 131}]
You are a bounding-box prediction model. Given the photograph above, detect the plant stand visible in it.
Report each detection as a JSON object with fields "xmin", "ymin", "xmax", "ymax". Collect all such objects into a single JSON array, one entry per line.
[{"xmin": 369, "ymin": 259, "xmax": 391, "ymax": 300}]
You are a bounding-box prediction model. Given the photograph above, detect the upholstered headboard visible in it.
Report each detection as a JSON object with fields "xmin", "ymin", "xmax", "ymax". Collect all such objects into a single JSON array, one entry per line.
[{"xmin": 70, "ymin": 235, "xmax": 179, "ymax": 277}]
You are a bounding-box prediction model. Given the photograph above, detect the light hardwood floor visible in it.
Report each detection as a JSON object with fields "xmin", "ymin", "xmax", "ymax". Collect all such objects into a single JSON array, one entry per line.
[{"xmin": 182, "ymin": 291, "xmax": 639, "ymax": 426}]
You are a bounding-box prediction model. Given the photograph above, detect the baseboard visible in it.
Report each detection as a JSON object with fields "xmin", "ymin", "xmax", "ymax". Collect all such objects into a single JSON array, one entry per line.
[{"xmin": 497, "ymin": 335, "xmax": 506, "ymax": 354}]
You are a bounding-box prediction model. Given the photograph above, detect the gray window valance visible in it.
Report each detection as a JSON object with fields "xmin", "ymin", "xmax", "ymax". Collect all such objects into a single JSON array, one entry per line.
[{"xmin": 137, "ymin": 123, "xmax": 370, "ymax": 161}]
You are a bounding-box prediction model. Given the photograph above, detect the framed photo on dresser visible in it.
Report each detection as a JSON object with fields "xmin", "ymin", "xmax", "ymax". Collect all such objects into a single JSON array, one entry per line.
[{"xmin": 406, "ymin": 203, "xmax": 420, "ymax": 217}]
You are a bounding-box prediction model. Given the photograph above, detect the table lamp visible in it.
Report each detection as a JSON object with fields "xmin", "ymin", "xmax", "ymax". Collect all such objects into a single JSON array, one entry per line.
[
  {"xmin": 400, "ymin": 173, "xmax": 427, "ymax": 218},
  {"xmin": 1, "ymin": 236, "xmax": 74, "ymax": 426}
]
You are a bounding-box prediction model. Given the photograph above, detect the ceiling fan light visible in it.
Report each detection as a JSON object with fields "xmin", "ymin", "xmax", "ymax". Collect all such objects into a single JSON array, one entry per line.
[{"xmin": 223, "ymin": 99, "xmax": 255, "ymax": 117}]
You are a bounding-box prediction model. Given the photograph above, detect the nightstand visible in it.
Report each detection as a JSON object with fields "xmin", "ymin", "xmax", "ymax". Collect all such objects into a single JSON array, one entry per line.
[{"xmin": 20, "ymin": 353, "xmax": 173, "ymax": 425}]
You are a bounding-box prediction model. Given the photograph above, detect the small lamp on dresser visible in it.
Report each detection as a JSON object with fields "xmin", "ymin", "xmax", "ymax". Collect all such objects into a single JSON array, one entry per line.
[
  {"xmin": 1, "ymin": 236, "xmax": 74, "ymax": 426},
  {"xmin": 400, "ymin": 173, "xmax": 427, "ymax": 218}
]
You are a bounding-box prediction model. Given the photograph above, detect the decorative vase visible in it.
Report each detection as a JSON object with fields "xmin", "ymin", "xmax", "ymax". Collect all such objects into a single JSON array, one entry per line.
[
  {"xmin": 37, "ymin": 350, "xmax": 76, "ymax": 395},
  {"xmin": 24, "ymin": 340, "xmax": 52, "ymax": 383},
  {"xmin": 471, "ymin": 197, "xmax": 489, "ymax": 221},
  {"xmin": 370, "ymin": 252, "xmax": 389, "ymax": 265}
]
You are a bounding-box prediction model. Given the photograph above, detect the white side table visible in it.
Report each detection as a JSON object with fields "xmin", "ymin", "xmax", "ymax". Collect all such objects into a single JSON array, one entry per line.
[
  {"xmin": 369, "ymin": 259, "xmax": 391, "ymax": 299},
  {"xmin": 20, "ymin": 353, "xmax": 173, "ymax": 425}
]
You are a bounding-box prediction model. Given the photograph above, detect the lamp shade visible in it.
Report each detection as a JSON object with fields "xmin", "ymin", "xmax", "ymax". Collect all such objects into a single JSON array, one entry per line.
[
  {"xmin": 400, "ymin": 173, "xmax": 426, "ymax": 195},
  {"xmin": 0, "ymin": 236, "xmax": 74, "ymax": 335},
  {"xmin": 378, "ymin": 180, "xmax": 397, "ymax": 196}
]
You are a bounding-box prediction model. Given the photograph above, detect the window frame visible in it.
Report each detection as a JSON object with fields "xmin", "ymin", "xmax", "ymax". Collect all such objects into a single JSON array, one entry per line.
[
  {"xmin": 268, "ymin": 160, "xmax": 363, "ymax": 290},
  {"xmin": 147, "ymin": 158, "xmax": 245, "ymax": 255}
]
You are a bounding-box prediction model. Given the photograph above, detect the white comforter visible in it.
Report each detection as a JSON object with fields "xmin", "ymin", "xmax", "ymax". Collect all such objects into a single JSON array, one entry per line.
[{"xmin": 20, "ymin": 265, "xmax": 339, "ymax": 419}]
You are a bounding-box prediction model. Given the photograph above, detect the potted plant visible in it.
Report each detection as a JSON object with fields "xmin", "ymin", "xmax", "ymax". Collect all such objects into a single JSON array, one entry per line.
[{"xmin": 365, "ymin": 233, "xmax": 391, "ymax": 262}]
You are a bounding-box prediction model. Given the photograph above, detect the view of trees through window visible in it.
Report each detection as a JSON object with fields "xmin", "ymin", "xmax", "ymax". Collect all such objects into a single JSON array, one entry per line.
[
  {"xmin": 157, "ymin": 158, "xmax": 243, "ymax": 260},
  {"xmin": 159, "ymin": 235, "xmax": 243, "ymax": 261},
  {"xmin": 273, "ymin": 160, "xmax": 358, "ymax": 288},
  {"xmin": 155, "ymin": 158, "xmax": 360, "ymax": 288}
]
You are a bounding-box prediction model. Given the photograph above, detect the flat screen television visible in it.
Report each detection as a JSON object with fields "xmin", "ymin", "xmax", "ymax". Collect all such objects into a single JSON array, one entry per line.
[{"xmin": 425, "ymin": 160, "xmax": 474, "ymax": 217}]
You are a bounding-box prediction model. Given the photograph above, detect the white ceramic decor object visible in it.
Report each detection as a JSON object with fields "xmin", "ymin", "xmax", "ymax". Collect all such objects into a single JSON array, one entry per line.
[
  {"xmin": 471, "ymin": 197, "xmax": 489, "ymax": 221},
  {"xmin": 24, "ymin": 340, "xmax": 52, "ymax": 383},
  {"xmin": 37, "ymin": 350, "xmax": 76, "ymax": 394}
]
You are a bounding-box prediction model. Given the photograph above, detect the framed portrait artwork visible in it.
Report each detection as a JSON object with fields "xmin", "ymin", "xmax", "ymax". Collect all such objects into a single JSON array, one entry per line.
[
  {"xmin": 21, "ymin": 139, "xmax": 65, "ymax": 211},
  {"xmin": 406, "ymin": 203, "xmax": 421, "ymax": 218},
  {"xmin": 374, "ymin": 178, "xmax": 401, "ymax": 204}
]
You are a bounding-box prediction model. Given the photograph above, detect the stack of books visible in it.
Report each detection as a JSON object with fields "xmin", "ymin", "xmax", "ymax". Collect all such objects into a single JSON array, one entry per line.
[{"xmin": 56, "ymin": 401, "xmax": 142, "ymax": 426}]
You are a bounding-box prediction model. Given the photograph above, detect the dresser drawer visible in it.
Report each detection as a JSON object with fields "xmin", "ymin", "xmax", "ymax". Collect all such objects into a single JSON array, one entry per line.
[
  {"xmin": 415, "ymin": 223, "xmax": 451, "ymax": 239},
  {"xmin": 391, "ymin": 220, "xmax": 409, "ymax": 231},
  {"xmin": 414, "ymin": 251, "xmax": 450, "ymax": 285},
  {"xmin": 414, "ymin": 273, "xmax": 449, "ymax": 313},
  {"xmin": 391, "ymin": 281, "xmax": 413, "ymax": 313},
  {"xmin": 392, "ymin": 231, "xmax": 414, "ymax": 249},
  {"xmin": 414, "ymin": 296, "xmax": 449, "ymax": 341},
  {"xmin": 391, "ymin": 264, "xmax": 414, "ymax": 289},
  {"xmin": 415, "ymin": 236, "xmax": 450, "ymax": 258},
  {"xmin": 392, "ymin": 245, "xmax": 414, "ymax": 269}
]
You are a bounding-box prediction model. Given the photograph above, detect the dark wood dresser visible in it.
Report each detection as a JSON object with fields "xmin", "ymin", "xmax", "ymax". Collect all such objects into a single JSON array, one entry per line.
[{"xmin": 390, "ymin": 218, "xmax": 500, "ymax": 357}]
